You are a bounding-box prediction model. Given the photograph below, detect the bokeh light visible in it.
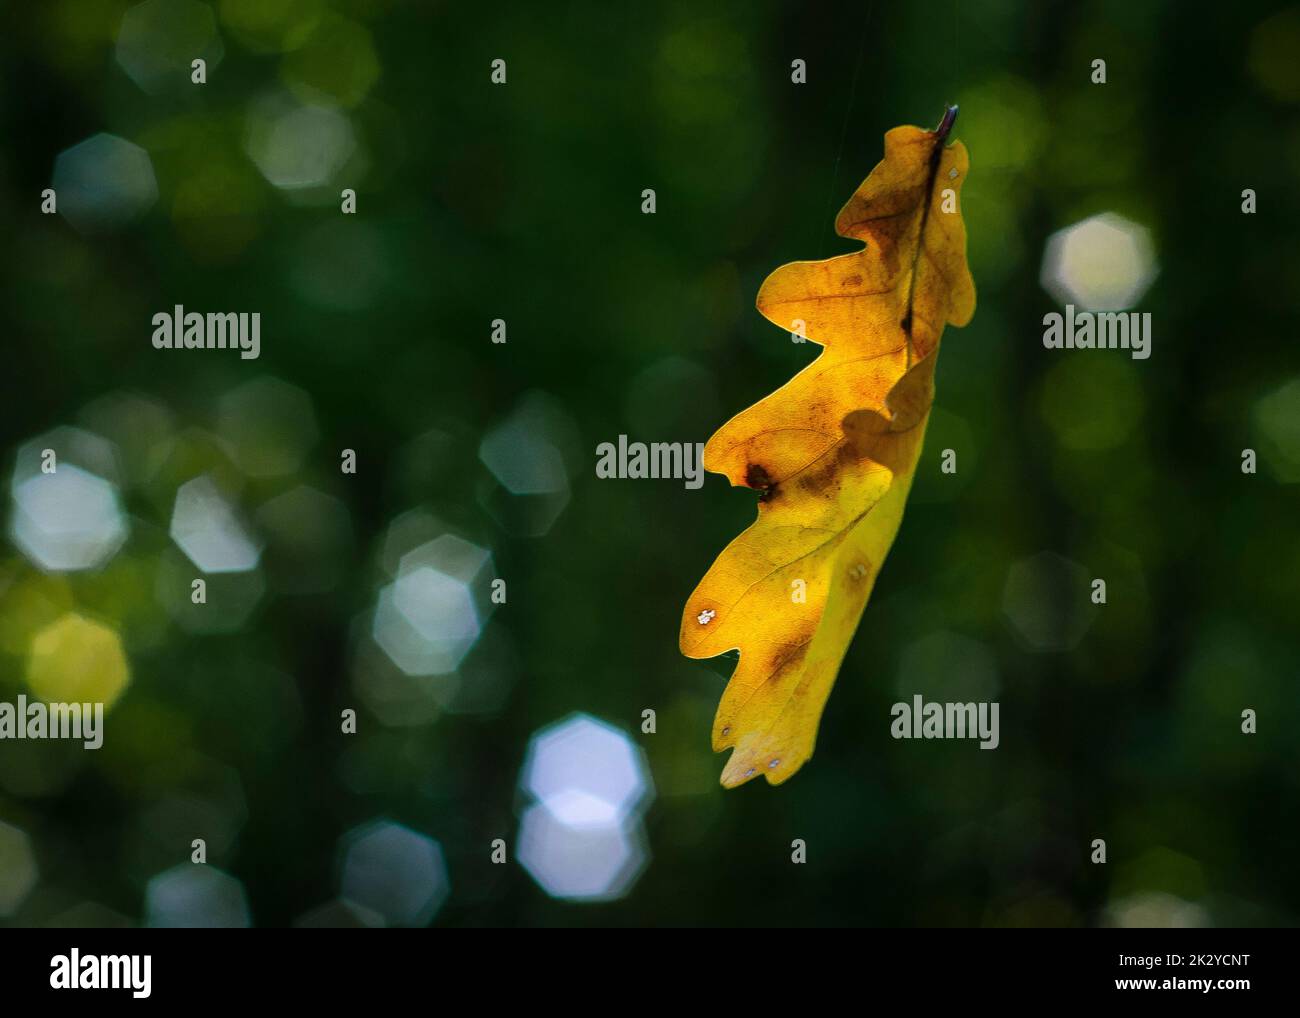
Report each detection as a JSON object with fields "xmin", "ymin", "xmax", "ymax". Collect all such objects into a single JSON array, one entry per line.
[
  {"xmin": 1251, "ymin": 376, "xmax": 1300, "ymax": 483},
  {"xmin": 26, "ymin": 612, "xmax": 131, "ymax": 708},
  {"xmin": 128, "ymin": 769, "xmax": 249, "ymax": 877},
  {"xmin": 1001, "ymin": 552, "xmax": 1097, "ymax": 652},
  {"xmin": 338, "ymin": 820, "xmax": 449, "ymax": 927},
  {"xmin": 12, "ymin": 427, "xmax": 120, "ymax": 491},
  {"xmin": 478, "ymin": 394, "xmax": 577, "ymax": 537},
  {"xmin": 217, "ymin": 376, "xmax": 320, "ymax": 479},
  {"xmin": 521, "ymin": 713, "xmax": 653, "ymax": 820},
  {"xmin": 145, "ymin": 864, "xmax": 251, "ymax": 927},
  {"xmin": 9, "ymin": 427, "xmax": 127, "ymax": 574},
  {"xmin": 1040, "ymin": 212, "xmax": 1158, "ymax": 310},
  {"xmin": 169, "ymin": 476, "xmax": 262, "ymax": 573},
  {"xmin": 255, "ymin": 485, "xmax": 352, "ymax": 594},
  {"xmin": 155, "ymin": 549, "xmax": 265, "ymax": 633},
  {"xmin": 78, "ymin": 392, "xmax": 175, "ymax": 487},
  {"xmin": 517, "ymin": 714, "xmax": 654, "ymax": 902},
  {"xmin": 371, "ymin": 531, "xmax": 495, "ymax": 679},
  {"xmin": 51, "ymin": 133, "xmax": 158, "ymax": 233},
  {"xmin": 245, "ymin": 94, "xmax": 357, "ymax": 192},
  {"xmin": 116, "ymin": 0, "xmax": 224, "ymax": 95},
  {"xmin": 516, "ymin": 801, "xmax": 649, "ymax": 903},
  {"xmin": 9, "ymin": 465, "xmax": 127, "ymax": 573}
]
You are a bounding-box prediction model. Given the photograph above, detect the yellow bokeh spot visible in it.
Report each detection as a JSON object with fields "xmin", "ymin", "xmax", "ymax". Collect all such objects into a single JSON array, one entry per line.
[{"xmin": 26, "ymin": 613, "xmax": 130, "ymax": 708}]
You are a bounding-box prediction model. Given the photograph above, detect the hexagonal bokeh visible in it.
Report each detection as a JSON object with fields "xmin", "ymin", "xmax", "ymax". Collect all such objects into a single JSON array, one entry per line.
[
  {"xmin": 379, "ymin": 508, "xmax": 450, "ymax": 577},
  {"xmin": 169, "ymin": 476, "xmax": 262, "ymax": 573},
  {"xmin": 0, "ymin": 821, "xmax": 38, "ymax": 918},
  {"xmin": 349, "ymin": 625, "xmax": 443, "ymax": 728},
  {"xmin": 521, "ymin": 713, "xmax": 653, "ymax": 822},
  {"xmin": 26, "ymin": 612, "xmax": 131, "ymax": 708},
  {"xmin": 399, "ymin": 533, "xmax": 493, "ymax": 589},
  {"xmin": 1251, "ymin": 376, "xmax": 1300, "ymax": 483},
  {"xmin": 52, "ymin": 133, "xmax": 158, "ymax": 233},
  {"xmin": 155, "ymin": 549, "xmax": 265, "ymax": 634},
  {"xmin": 145, "ymin": 864, "xmax": 251, "ymax": 927},
  {"xmin": 9, "ymin": 464, "xmax": 127, "ymax": 572},
  {"xmin": 9, "ymin": 426, "xmax": 126, "ymax": 573},
  {"xmin": 1001, "ymin": 551, "xmax": 1098, "ymax": 652},
  {"xmin": 386, "ymin": 426, "xmax": 483, "ymax": 505},
  {"xmin": 371, "ymin": 532, "xmax": 496, "ymax": 678},
  {"xmin": 12, "ymin": 426, "xmax": 120, "ymax": 492},
  {"xmin": 338, "ymin": 820, "xmax": 449, "ymax": 927},
  {"xmin": 371, "ymin": 590, "xmax": 462, "ymax": 677},
  {"xmin": 255, "ymin": 485, "xmax": 352, "ymax": 593},
  {"xmin": 116, "ymin": 0, "xmax": 224, "ymax": 94},
  {"xmin": 78, "ymin": 392, "xmax": 176, "ymax": 487},
  {"xmin": 478, "ymin": 393, "xmax": 578, "ymax": 537},
  {"xmin": 1040, "ymin": 212, "xmax": 1158, "ymax": 311},
  {"xmin": 245, "ymin": 95, "xmax": 356, "ymax": 191},
  {"xmin": 129, "ymin": 766, "xmax": 249, "ymax": 876},
  {"xmin": 517, "ymin": 802, "xmax": 648, "ymax": 903},
  {"xmin": 352, "ymin": 614, "xmax": 517, "ymax": 727},
  {"xmin": 396, "ymin": 569, "xmax": 477, "ymax": 643},
  {"xmin": 516, "ymin": 714, "xmax": 654, "ymax": 903},
  {"xmin": 217, "ymin": 376, "xmax": 319, "ymax": 478},
  {"xmin": 479, "ymin": 423, "xmax": 569, "ymax": 496}
]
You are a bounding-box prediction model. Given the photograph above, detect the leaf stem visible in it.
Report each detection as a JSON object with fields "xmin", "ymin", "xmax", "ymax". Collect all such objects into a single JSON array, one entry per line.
[
  {"xmin": 934, "ymin": 104, "xmax": 959, "ymax": 144},
  {"xmin": 903, "ymin": 106, "xmax": 960, "ymax": 371}
]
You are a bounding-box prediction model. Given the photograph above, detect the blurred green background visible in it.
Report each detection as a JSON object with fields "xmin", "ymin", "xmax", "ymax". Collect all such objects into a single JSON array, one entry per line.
[{"xmin": 1, "ymin": 0, "xmax": 1298, "ymax": 927}]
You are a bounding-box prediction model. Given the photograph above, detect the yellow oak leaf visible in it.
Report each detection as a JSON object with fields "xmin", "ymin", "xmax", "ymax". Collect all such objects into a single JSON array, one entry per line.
[{"xmin": 680, "ymin": 107, "xmax": 976, "ymax": 788}]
